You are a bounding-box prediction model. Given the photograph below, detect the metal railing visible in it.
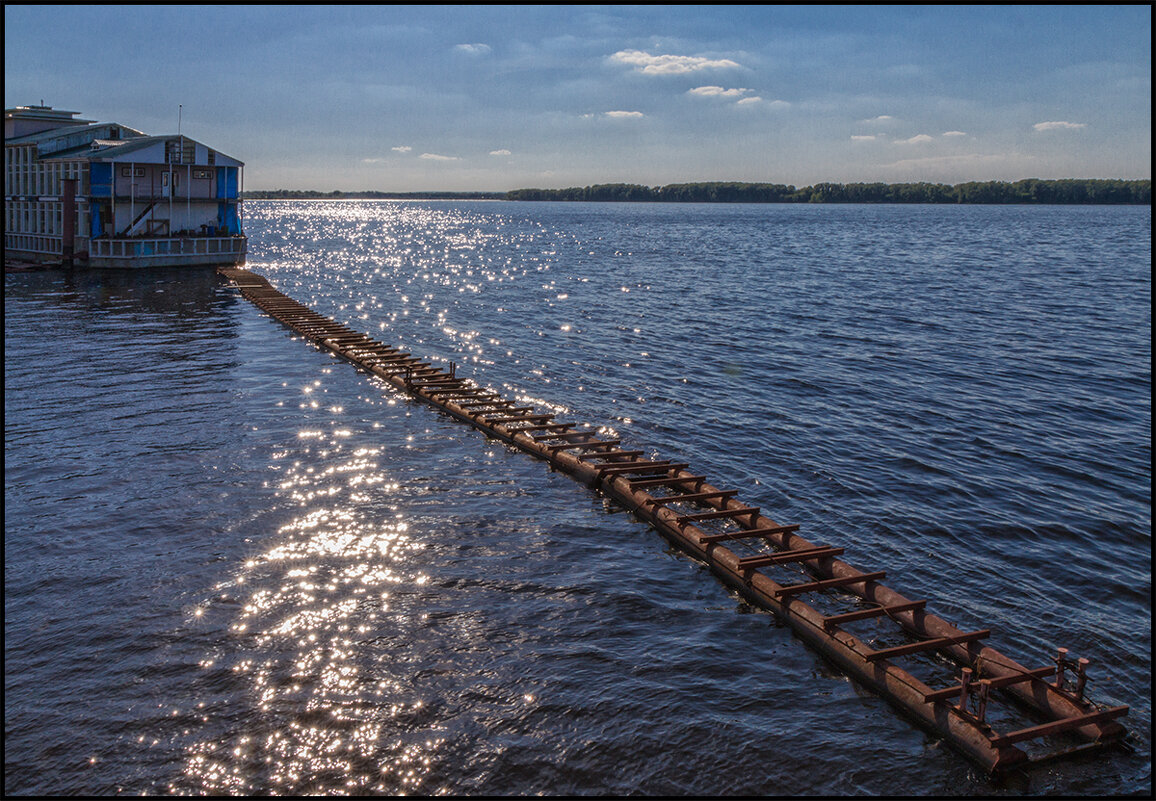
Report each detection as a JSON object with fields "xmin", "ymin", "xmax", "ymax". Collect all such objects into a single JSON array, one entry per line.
[{"xmin": 90, "ymin": 235, "xmax": 246, "ymax": 259}]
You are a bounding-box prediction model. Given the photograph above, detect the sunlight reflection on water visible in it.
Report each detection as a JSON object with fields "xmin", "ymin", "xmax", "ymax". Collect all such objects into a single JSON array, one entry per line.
[
  {"xmin": 180, "ymin": 415, "xmax": 445, "ymax": 794},
  {"xmin": 80, "ymin": 200, "xmax": 1141, "ymax": 796}
]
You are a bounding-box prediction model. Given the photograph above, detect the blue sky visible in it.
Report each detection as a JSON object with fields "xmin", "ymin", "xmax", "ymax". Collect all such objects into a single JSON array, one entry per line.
[{"xmin": 5, "ymin": 5, "xmax": 1151, "ymax": 191}]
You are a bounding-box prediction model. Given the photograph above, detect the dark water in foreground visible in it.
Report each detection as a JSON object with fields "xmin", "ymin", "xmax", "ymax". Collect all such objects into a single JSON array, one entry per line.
[{"xmin": 5, "ymin": 202, "xmax": 1151, "ymax": 796}]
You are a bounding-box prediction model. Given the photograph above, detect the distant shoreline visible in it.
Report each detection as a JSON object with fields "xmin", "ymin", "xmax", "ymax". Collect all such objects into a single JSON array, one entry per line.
[
  {"xmin": 244, "ymin": 179, "xmax": 1151, "ymax": 205},
  {"xmin": 242, "ymin": 190, "xmax": 506, "ymax": 201}
]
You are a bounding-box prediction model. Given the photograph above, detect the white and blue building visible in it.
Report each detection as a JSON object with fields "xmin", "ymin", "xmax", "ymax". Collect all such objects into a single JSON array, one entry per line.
[{"xmin": 5, "ymin": 105, "xmax": 246, "ymax": 268}]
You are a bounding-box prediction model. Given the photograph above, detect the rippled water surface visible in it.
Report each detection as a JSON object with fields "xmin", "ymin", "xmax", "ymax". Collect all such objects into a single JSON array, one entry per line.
[{"xmin": 5, "ymin": 201, "xmax": 1150, "ymax": 795}]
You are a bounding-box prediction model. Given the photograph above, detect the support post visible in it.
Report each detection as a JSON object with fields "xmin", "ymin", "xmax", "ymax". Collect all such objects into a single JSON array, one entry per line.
[{"xmin": 61, "ymin": 178, "xmax": 76, "ymax": 267}]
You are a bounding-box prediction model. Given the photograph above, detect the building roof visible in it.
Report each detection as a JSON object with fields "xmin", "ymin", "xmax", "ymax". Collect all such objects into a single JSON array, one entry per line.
[
  {"xmin": 5, "ymin": 105, "xmax": 91, "ymax": 120},
  {"xmin": 4, "ymin": 120, "xmax": 134, "ymax": 145},
  {"xmin": 7, "ymin": 109, "xmax": 242, "ymax": 167},
  {"xmin": 25, "ymin": 130, "xmax": 243, "ymax": 168},
  {"xmin": 91, "ymin": 135, "xmax": 244, "ymax": 168},
  {"xmin": 4, "ymin": 105, "xmax": 96, "ymax": 137}
]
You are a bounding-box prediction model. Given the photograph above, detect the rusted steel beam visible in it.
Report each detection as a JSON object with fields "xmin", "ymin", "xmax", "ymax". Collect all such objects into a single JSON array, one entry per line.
[
  {"xmin": 362, "ymin": 352, "xmax": 415, "ymax": 361},
  {"xmin": 676, "ymin": 506, "xmax": 760, "ymax": 525},
  {"xmin": 459, "ymin": 399, "xmax": 512, "ymax": 409},
  {"xmin": 521, "ymin": 423, "xmax": 576, "ymax": 433},
  {"xmin": 699, "ymin": 524, "xmax": 800, "ymax": 543},
  {"xmin": 645, "ymin": 489, "xmax": 740, "ymax": 507},
  {"xmin": 426, "ymin": 387, "xmax": 482, "ymax": 398},
  {"xmin": 864, "ymin": 630, "xmax": 991, "ymax": 663},
  {"xmin": 487, "ymin": 414, "xmax": 555, "ymax": 424},
  {"xmin": 595, "ymin": 461, "xmax": 691, "ymax": 477},
  {"xmin": 823, "ymin": 600, "xmax": 928, "ymax": 631},
  {"xmin": 219, "ymin": 267, "xmax": 1130, "ymax": 776},
  {"xmin": 923, "ymin": 667, "xmax": 1056, "ymax": 703},
  {"xmin": 627, "ymin": 474, "xmax": 707, "ymax": 489},
  {"xmin": 989, "ymin": 706, "xmax": 1129, "ymax": 748},
  {"xmin": 773, "ymin": 571, "xmax": 888, "ymax": 598},
  {"xmin": 544, "ymin": 439, "xmax": 620, "ymax": 452},
  {"xmin": 737, "ymin": 546, "xmax": 844, "ymax": 568},
  {"xmin": 578, "ymin": 449, "xmax": 645, "ymax": 460},
  {"xmin": 533, "ymin": 430, "xmax": 594, "ymax": 441}
]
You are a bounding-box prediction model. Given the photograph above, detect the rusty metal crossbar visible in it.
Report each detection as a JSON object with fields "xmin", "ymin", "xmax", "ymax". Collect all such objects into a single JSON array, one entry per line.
[
  {"xmin": 823, "ymin": 600, "xmax": 928, "ymax": 631},
  {"xmin": 645, "ymin": 489, "xmax": 740, "ymax": 507},
  {"xmin": 595, "ymin": 461, "xmax": 690, "ymax": 477},
  {"xmin": 627, "ymin": 474, "xmax": 707, "ymax": 489},
  {"xmin": 863, "ymin": 630, "xmax": 990, "ymax": 663},
  {"xmin": 543, "ymin": 438, "xmax": 619, "ymax": 451},
  {"xmin": 676, "ymin": 506, "xmax": 760, "ymax": 525},
  {"xmin": 532, "ymin": 430, "xmax": 594, "ymax": 441},
  {"xmin": 521, "ymin": 423, "xmax": 576, "ymax": 433},
  {"xmin": 699, "ymin": 524, "xmax": 800, "ymax": 543},
  {"xmin": 219, "ymin": 267, "xmax": 1129, "ymax": 777},
  {"xmin": 773, "ymin": 571, "xmax": 888, "ymax": 598},
  {"xmin": 988, "ymin": 706, "xmax": 1129, "ymax": 748},
  {"xmin": 923, "ymin": 667, "xmax": 1056, "ymax": 703},
  {"xmin": 737, "ymin": 546, "xmax": 844, "ymax": 569},
  {"xmin": 459, "ymin": 399, "xmax": 511, "ymax": 409},
  {"xmin": 578, "ymin": 448, "xmax": 644, "ymax": 460}
]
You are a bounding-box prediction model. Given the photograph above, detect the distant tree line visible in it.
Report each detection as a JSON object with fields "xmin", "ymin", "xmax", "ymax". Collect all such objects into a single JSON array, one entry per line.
[
  {"xmin": 243, "ymin": 189, "xmax": 506, "ymax": 200},
  {"xmin": 505, "ymin": 179, "xmax": 1151, "ymax": 204},
  {"xmin": 243, "ymin": 180, "xmax": 1150, "ymax": 204}
]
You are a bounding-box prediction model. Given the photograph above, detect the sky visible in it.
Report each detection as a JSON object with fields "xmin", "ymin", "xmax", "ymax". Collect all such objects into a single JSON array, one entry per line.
[{"xmin": 4, "ymin": 5, "xmax": 1151, "ymax": 192}]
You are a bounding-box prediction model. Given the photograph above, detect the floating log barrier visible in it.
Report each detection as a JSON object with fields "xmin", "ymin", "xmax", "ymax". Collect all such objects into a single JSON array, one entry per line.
[{"xmin": 220, "ymin": 267, "xmax": 1128, "ymax": 775}]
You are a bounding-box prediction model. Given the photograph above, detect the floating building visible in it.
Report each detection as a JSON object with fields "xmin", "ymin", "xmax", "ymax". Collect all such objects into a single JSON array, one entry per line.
[{"xmin": 4, "ymin": 105, "xmax": 245, "ymax": 268}]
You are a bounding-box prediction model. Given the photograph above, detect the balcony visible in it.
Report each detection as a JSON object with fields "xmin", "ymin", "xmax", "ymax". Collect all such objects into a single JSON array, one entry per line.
[{"xmin": 88, "ymin": 235, "xmax": 246, "ymax": 269}]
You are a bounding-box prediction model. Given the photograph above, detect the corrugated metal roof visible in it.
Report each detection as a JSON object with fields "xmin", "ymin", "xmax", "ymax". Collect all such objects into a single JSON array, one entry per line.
[
  {"xmin": 8, "ymin": 116, "xmax": 242, "ymax": 167},
  {"xmin": 5, "ymin": 121, "xmax": 145, "ymax": 145},
  {"xmin": 36, "ymin": 133, "xmax": 244, "ymax": 167}
]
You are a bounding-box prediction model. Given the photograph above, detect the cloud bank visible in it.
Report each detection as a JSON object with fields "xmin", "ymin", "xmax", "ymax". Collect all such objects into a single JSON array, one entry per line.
[
  {"xmin": 609, "ymin": 49, "xmax": 742, "ymax": 75},
  {"xmin": 688, "ymin": 85, "xmax": 752, "ymax": 99},
  {"xmin": 1033, "ymin": 121, "xmax": 1087, "ymax": 131}
]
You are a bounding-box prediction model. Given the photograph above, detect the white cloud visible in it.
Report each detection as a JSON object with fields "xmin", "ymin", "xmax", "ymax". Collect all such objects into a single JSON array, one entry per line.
[
  {"xmin": 391, "ymin": 145, "xmax": 412, "ymax": 153},
  {"xmin": 896, "ymin": 134, "xmax": 935, "ymax": 145},
  {"xmin": 604, "ymin": 110, "xmax": 644, "ymax": 119},
  {"xmin": 419, "ymin": 152, "xmax": 459, "ymax": 161},
  {"xmin": 861, "ymin": 115, "xmax": 894, "ymax": 124},
  {"xmin": 942, "ymin": 131, "xmax": 967, "ymax": 137},
  {"xmin": 688, "ymin": 86, "xmax": 771, "ymax": 107},
  {"xmin": 454, "ymin": 43, "xmax": 491, "ymax": 56},
  {"xmin": 851, "ymin": 135, "xmax": 878, "ymax": 141},
  {"xmin": 1033, "ymin": 120, "xmax": 1087, "ymax": 131},
  {"xmin": 688, "ymin": 85, "xmax": 752, "ymax": 98},
  {"xmin": 609, "ymin": 49, "xmax": 742, "ymax": 75},
  {"xmin": 489, "ymin": 149, "xmax": 511, "ymax": 156}
]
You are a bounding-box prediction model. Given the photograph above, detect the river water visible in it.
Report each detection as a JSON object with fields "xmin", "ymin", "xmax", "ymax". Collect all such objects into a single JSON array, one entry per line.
[{"xmin": 4, "ymin": 201, "xmax": 1150, "ymax": 795}]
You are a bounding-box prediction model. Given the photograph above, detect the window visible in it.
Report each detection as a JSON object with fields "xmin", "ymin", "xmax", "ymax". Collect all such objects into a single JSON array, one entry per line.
[
  {"xmin": 120, "ymin": 167, "xmax": 146, "ymax": 177},
  {"xmin": 165, "ymin": 140, "xmax": 196, "ymax": 164}
]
